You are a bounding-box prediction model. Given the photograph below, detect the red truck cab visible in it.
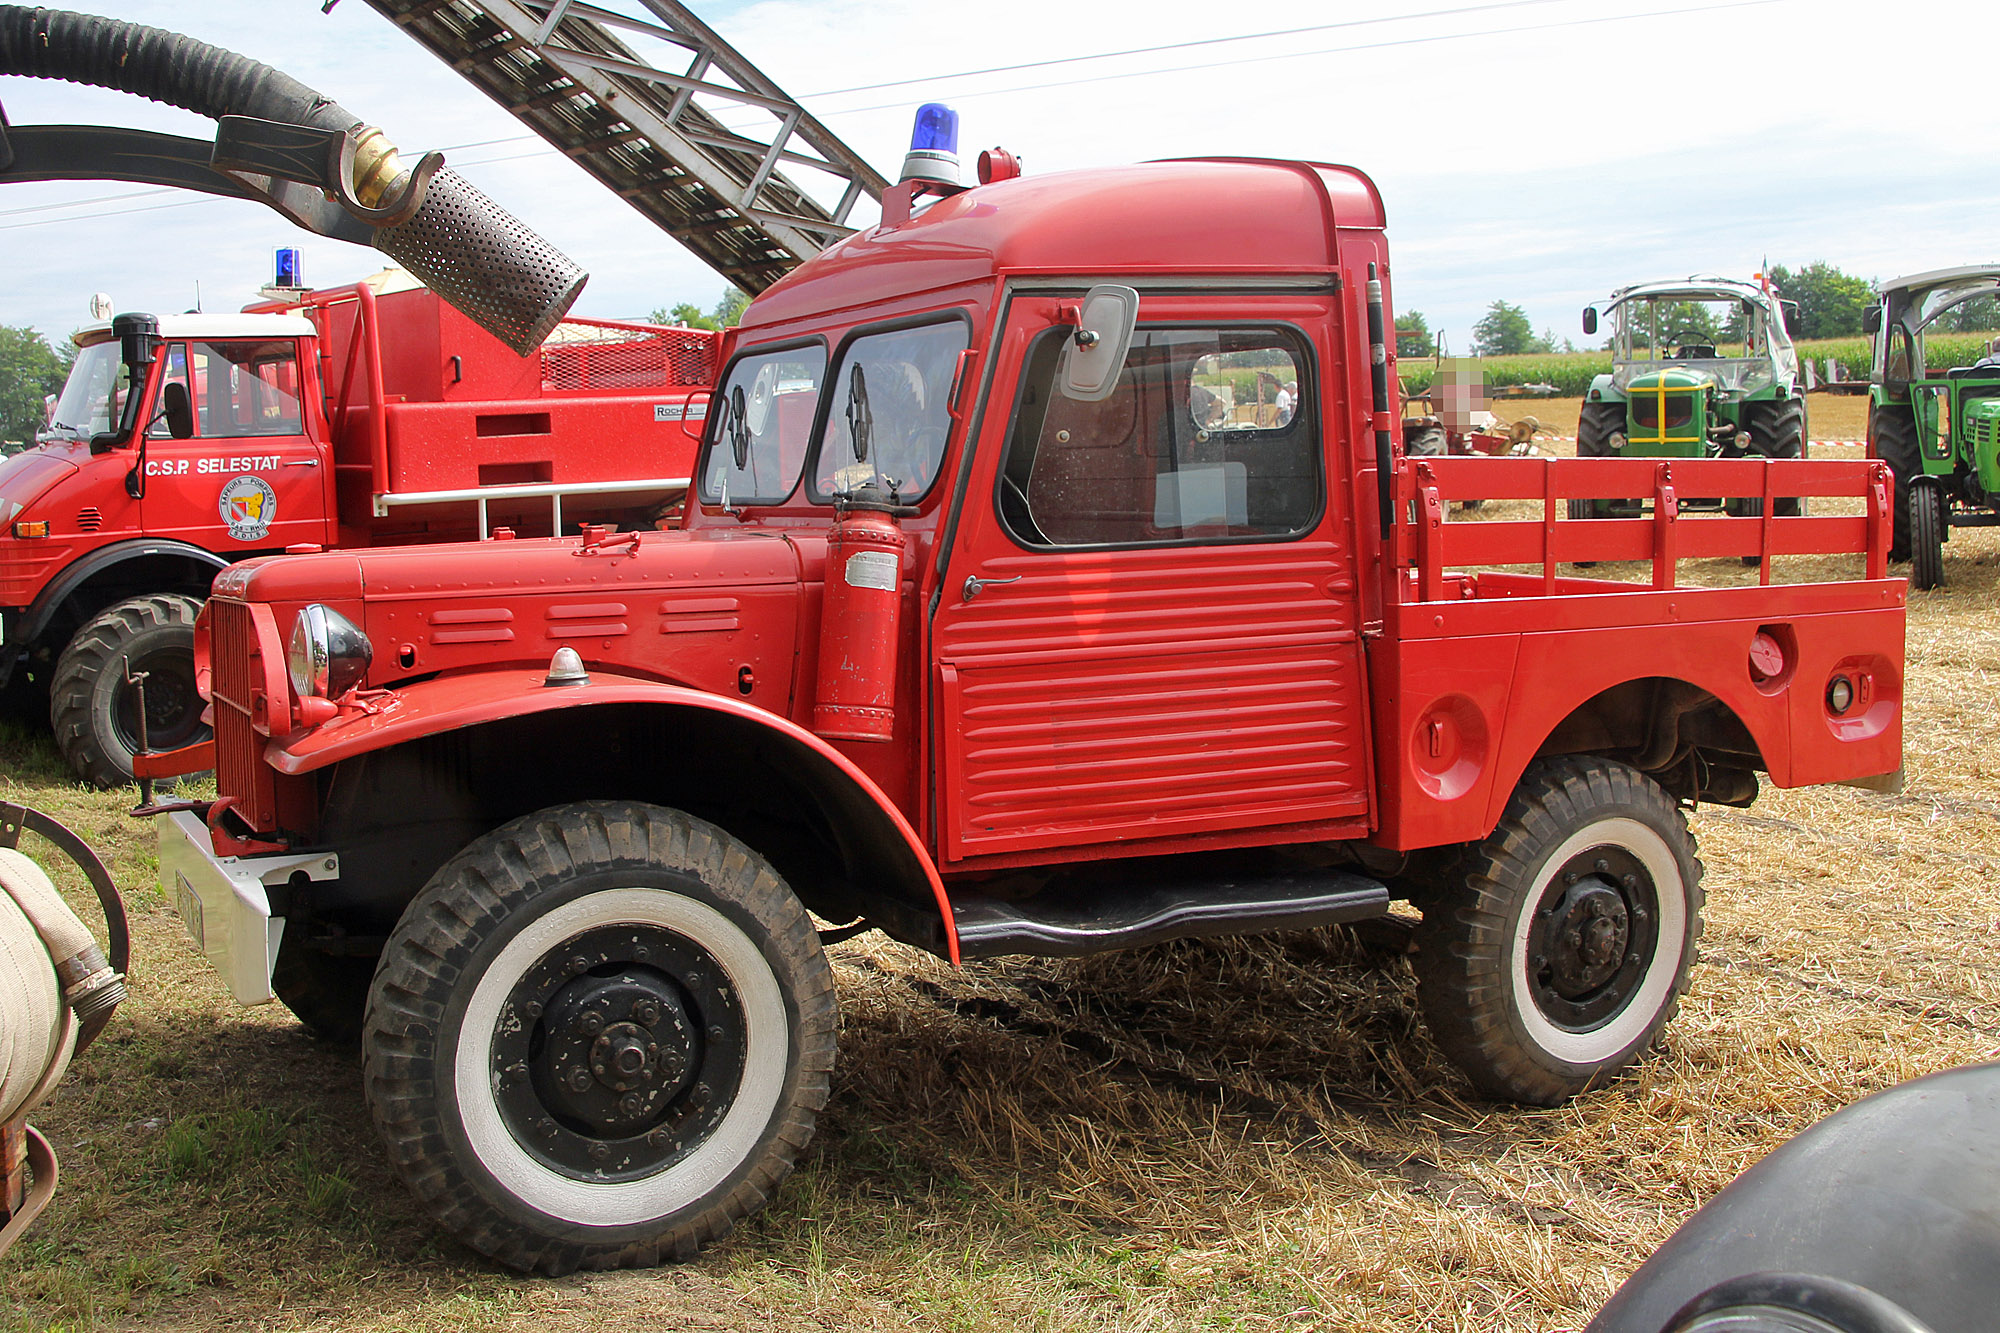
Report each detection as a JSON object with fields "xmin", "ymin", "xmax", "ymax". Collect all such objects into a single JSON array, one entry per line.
[
  {"xmin": 0, "ymin": 284, "xmax": 712, "ymax": 786},
  {"xmin": 152, "ymin": 157, "xmax": 1904, "ymax": 1275}
]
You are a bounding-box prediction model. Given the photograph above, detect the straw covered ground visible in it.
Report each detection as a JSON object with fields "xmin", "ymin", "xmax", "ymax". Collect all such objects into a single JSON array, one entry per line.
[{"xmin": 3, "ymin": 393, "xmax": 1995, "ymax": 1332}]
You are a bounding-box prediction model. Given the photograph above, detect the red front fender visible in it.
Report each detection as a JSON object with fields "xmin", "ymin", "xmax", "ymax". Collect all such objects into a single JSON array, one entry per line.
[{"xmin": 270, "ymin": 668, "xmax": 960, "ymax": 963}]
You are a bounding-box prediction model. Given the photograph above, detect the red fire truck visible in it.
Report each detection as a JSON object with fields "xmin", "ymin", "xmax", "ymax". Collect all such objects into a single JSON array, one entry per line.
[
  {"xmin": 148, "ymin": 147, "xmax": 1904, "ymax": 1275},
  {"xmin": 0, "ymin": 280, "xmax": 713, "ymax": 785}
]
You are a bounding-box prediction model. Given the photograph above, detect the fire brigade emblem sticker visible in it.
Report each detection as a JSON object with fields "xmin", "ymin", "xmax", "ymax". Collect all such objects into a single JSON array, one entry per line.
[{"xmin": 218, "ymin": 475, "xmax": 278, "ymax": 542}]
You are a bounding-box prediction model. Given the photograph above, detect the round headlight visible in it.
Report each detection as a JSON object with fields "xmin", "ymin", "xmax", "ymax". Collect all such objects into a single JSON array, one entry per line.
[
  {"xmin": 1826, "ymin": 673, "xmax": 1855, "ymax": 716},
  {"xmin": 287, "ymin": 604, "xmax": 372, "ymax": 699}
]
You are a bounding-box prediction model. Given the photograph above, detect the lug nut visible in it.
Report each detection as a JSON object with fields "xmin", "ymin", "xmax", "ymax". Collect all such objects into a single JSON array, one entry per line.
[
  {"xmin": 1594, "ymin": 859, "xmax": 1610, "ymax": 874},
  {"xmin": 523, "ymin": 1000, "xmax": 543, "ymax": 1019},
  {"xmin": 589, "ymin": 1142, "xmax": 611, "ymax": 1162},
  {"xmin": 569, "ymin": 1067, "xmax": 592, "ymax": 1092},
  {"xmin": 538, "ymin": 1119, "xmax": 558, "ymax": 1138},
  {"xmin": 576, "ymin": 1011, "xmax": 604, "ymax": 1036},
  {"xmin": 619, "ymin": 1093, "xmax": 644, "ymax": 1117},
  {"xmin": 569, "ymin": 955, "xmax": 590, "ymax": 975}
]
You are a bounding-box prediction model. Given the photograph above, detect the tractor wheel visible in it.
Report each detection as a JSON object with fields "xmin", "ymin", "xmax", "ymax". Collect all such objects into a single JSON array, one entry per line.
[
  {"xmin": 49, "ymin": 593, "xmax": 211, "ymax": 789},
  {"xmin": 271, "ymin": 940, "xmax": 377, "ymax": 1046},
  {"xmin": 1871, "ymin": 403, "xmax": 1922, "ymax": 561},
  {"xmin": 1576, "ymin": 401, "xmax": 1625, "ymax": 458},
  {"xmin": 1742, "ymin": 399, "xmax": 1806, "ymax": 517},
  {"xmin": 1405, "ymin": 423, "xmax": 1447, "ymax": 456},
  {"xmin": 363, "ymin": 801, "xmax": 837, "ymax": 1274},
  {"xmin": 1414, "ymin": 756, "xmax": 1703, "ymax": 1105},
  {"xmin": 1573, "ymin": 401, "xmax": 1628, "ymax": 523},
  {"xmin": 1909, "ymin": 480, "xmax": 1946, "ymax": 591}
]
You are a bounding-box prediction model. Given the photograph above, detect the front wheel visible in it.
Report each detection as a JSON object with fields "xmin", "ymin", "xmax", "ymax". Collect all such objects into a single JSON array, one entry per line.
[
  {"xmin": 1414, "ymin": 757, "xmax": 1703, "ymax": 1105},
  {"xmin": 1909, "ymin": 481, "xmax": 1946, "ymax": 591},
  {"xmin": 363, "ymin": 801, "xmax": 837, "ymax": 1273},
  {"xmin": 50, "ymin": 593, "xmax": 212, "ymax": 788}
]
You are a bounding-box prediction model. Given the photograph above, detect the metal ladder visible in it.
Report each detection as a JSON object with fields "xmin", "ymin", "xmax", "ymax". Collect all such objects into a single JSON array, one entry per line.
[{"xmin": 359, "ymin": 0, "xmax": 888, "ymax": 292}]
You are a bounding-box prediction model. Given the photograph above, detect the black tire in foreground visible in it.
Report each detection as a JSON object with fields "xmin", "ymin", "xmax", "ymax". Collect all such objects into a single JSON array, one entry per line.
[
  {"xmin": 363, "ymin": 801, "xmax": 837, "ymax": 1274},
  {"xmin": 1414, "ymin": 756, "xmax": 1703, "ymax": 1105},
  {"xmin": 1870, "ymin": 403, "xmax": 1922, "ymax": 562},
  {"xmin": 1909, "ymin": 480, "xmax": 1946, "ymax": 591},
  {"xmin": 49, "ymin": 593, "xmax": 211, "ymax": 788}
]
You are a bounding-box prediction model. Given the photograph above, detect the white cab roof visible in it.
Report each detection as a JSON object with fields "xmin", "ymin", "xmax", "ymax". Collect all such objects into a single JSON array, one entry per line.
[{"xmin": 71, "ymin": 312, "xmax": 316, "ymax": 346}]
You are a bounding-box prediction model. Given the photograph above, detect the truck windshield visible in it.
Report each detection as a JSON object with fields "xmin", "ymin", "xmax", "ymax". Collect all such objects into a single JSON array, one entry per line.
[
  {"xmin": 46, "ymin": 340, "xmax": 131, "ymax": 441},
  {"xmin": 811, "ymin": 319, "xmax": 968, "ymax": 503},
  {"xmin": 698, "ymin": 343, "xmax": 827, "ymax": 506}
]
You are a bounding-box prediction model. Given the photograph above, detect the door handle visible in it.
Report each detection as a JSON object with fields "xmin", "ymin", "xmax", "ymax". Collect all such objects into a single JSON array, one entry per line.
[{"xmin": 962, "ymin": 574, "xmax": 1021, "ymax": 603}]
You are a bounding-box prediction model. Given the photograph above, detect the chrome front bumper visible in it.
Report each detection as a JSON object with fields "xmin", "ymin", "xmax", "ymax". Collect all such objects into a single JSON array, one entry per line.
[{"xmin": 157, "ymin": 811, "xmax": 339, "ymax": 1005}]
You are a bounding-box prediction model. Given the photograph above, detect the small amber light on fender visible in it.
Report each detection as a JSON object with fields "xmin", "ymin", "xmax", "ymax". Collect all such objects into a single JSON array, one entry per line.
[{"xmin": 12, "ymin": 520, "xmax": 49, "ymax": 538}]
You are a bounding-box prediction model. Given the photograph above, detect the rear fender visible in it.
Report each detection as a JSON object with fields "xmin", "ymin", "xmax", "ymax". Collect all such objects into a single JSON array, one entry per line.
[{"xmin": 273, "ymin": 669, "xmax": 959, "ymax": 962}]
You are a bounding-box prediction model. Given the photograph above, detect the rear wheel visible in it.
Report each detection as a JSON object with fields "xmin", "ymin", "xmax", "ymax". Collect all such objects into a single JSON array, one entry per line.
[
  {"xmin": 363, "ymin": 801, "xmax": 837, "ymax": 1274},
  {"xmin": 1871, "ymin": 403, "xmax": 1922, "ymax": 561},
  {"xmin": 1909, "ymin": 480, "xmax": 1946, "ymax": 590},
  {"xmin": 49, "ymin": 594, "xmax": 211, "ymax": 788},
  {"xmin": 1404, "ymin": 423, "xmax": 1447, "ymax": 456},
  {"xmin": 1414, "ymin": 757, "xmax": 1703, "ymax": 1105}
]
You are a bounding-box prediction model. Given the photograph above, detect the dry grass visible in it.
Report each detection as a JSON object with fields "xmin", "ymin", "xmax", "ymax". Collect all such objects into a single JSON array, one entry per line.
[{"xmin": 3, "ymin": 466, "xmax": 1995, "ymax": 1333}]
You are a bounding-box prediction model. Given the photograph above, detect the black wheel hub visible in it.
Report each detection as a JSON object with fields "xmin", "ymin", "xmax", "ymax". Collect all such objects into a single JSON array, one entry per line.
[
  {"xmin": 112, "ymin": 647, "xmax": 207, "ymax": 753},
  {"xmin": 492, "ymin": 924, "xmax": 746, "ymax": 1181},
  {"xmin": 1526, "ymin": 848, "xmax": 1660, "ymax": 1029}
]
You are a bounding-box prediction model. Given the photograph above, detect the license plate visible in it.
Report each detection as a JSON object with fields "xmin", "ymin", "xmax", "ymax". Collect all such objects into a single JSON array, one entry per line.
[{"xmin": 175, "ymin": 872, "xmax": 205, "ymax": 949}]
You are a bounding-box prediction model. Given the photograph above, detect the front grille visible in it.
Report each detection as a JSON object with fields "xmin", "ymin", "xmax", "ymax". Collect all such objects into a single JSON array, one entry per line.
[
  {"xmin": 206, "ymin": 599, "xmax": 268, "ymax": 824},
  {"xmin": 1632, "ymin": 395, "xmax": 1695, "ymax": 431}
]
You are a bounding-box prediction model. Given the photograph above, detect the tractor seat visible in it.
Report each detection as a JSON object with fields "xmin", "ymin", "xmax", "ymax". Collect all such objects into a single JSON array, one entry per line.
[{"xmin": 1674, "ymin": 344, "xmax": 1717, "ymax": 360}]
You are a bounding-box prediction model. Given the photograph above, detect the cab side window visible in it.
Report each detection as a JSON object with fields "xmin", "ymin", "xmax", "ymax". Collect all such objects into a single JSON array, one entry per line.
[
  {"xmin": 186, "ymin": 341, "xmax": 305, "ymax": 438},
  {"xmin": 998, "ymin": 326, "xmax": 1319, "ymax": 547}
]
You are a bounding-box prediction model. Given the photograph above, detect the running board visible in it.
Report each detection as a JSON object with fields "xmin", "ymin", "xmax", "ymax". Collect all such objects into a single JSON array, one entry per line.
[{"xmin": 951, "ymin": 869, "xmax": 1391, "ymax": 960}]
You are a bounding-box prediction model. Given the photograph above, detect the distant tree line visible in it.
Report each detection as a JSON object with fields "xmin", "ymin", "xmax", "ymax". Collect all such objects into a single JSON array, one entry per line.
[
  {"xmin": 0, "ymin": 326, "xmax": 72, "ymax": 454},
  {"xmin": 650, "ymin": 287, "xmax": 749, "ymax": 331}
]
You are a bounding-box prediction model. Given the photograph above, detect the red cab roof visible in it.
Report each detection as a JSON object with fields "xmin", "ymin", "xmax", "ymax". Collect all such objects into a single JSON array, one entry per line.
[{"xmin": 741, "ymin": 158, "xmax": 1385, "ymax": 329}]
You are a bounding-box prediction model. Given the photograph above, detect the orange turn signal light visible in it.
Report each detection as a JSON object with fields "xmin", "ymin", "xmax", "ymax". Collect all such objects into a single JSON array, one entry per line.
[{"xmin": 11, "ymin": 521, "xmax": 49, "ymax": 538}]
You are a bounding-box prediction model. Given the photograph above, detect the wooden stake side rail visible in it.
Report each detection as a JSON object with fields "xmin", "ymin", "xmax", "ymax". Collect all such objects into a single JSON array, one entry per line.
[{"xmin": 1401, "ymin": 456, "xmax": 1893, "ymax": 604}]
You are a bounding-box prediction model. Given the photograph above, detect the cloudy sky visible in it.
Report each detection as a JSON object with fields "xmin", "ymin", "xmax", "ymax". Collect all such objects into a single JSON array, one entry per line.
[{"xmin": 3, "ymin": 0, "xmax": 1995, "ymax": 351}]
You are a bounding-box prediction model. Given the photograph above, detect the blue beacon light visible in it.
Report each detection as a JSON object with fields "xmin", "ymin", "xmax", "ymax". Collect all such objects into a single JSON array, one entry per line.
[{"xmin": 899, "ymin": 102, "xmax": 960, "ymax": 188}]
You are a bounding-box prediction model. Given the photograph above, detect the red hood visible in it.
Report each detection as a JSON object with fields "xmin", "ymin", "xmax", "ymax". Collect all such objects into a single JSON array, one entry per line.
[{"xmin": 0, "ymin": 446, "xmax": 82, "ymax": 520}]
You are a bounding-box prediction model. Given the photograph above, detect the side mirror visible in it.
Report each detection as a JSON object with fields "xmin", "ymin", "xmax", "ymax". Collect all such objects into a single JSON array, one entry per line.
[
  {"xmin": 1862, "ymin": 304, "xmax": 1883, "ymax": 336},
  {"xmin": 1581, "ymin": 307, "xmax": 1598, "ymax": 336},
  {"xmin": 1059, "ymin": 284, "xmax": 1140, "ymax": 402},
  {"xmin": 162, "ymin": 382, "xmax": 194, "ymax": 439}
]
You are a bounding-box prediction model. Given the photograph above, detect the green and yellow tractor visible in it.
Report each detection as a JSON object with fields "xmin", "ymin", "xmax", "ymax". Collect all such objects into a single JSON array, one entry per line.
[
  {"xmin": 1866, "ymin": 265, "xmax": 2000, "ymax": 590},
  {"xmin": 1574, "ymin": 277, "xmax": 1806, "ymax": 522}
]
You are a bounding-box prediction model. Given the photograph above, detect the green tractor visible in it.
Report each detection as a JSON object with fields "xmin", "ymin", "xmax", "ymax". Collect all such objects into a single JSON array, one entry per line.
[
  {"xmin": 1865, "ymin": 265, "xmax": 2000, "ymax": 589},
  {"xmin": 1574, "ymin": 277, "xmax": 1806, "ymax": 522}
]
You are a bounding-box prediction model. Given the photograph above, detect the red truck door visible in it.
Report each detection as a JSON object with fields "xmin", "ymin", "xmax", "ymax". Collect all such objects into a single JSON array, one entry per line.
[
  {"xmin": 931, "ymin": 294, "xmax": 1372, "ymax": 864},
  {"xmin": 140, "ymin": 338, "xmax": 331, "ymax": 552}
]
